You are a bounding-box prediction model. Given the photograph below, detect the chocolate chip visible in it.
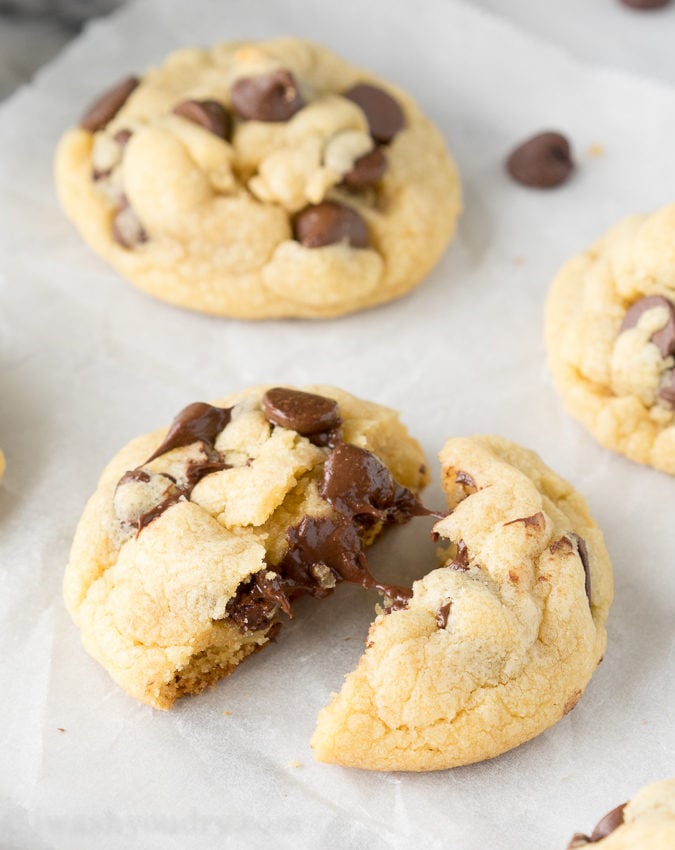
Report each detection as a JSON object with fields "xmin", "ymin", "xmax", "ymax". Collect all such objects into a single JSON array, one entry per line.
[
  {"xmin": 343, "ymin": 84, "xmax": 405, "ymax": 144},
  {"xmin": 113, "ymin": 128, "xmax": 133, "ymax": 147},
  {"xmin": 145, "ymin": 402, "xmax": 232, "ymax": 463},
  {"xmin": 570, "ymin": 533, "xmax": 591, "ymax": 604},
  {"xmin": 659, "ymin": 370, "xmax": 675, "ymax": 407},
  {"xmin": 293, "ymin": 201, "xmax": 370, "ymax": 249},
  {"xmin": 112, "ymin": 204, "xmax": 147, "ymax": 249},
  {"xmin": 448, "ymin": 539, "xmax": 470, "ymax": 571},
  {"xmin": 436, "ymin": 600, "xmax": 452, "ymax": 629},
  {"xmin": 80, "ymin": 76, "xmax": 139, "ymax": 132},
  {"xmin": 173, "ymin": 99, "xmax": 231, "ymax": 139},
  {"xmin": 506, "ymin": 131, "xmax": 574, "ymax": 188},
  {"xmin": 620, "ymin": 0, "xmax": 670, "ymax": 8},
  {"xmin": 261, "ymin": 387, "xmax": 341, "ymax": 436},
  {"xmin": 320, "ymin": 443, "xmax": 433, "ymax": 525},
  {"xmin": 590, "ymin": 803, "xmax": 627, "ymax": 841},
  {"xmin": 342, "ymin": 146, "xmax": 388, "ymax": 188},
  {"xmin": 230, "ymin": 69, "xmax": 304, "ymax": 122},
  {"xmin": 619, "ymin": 295, "xmax": 675, "ymax": 358}
]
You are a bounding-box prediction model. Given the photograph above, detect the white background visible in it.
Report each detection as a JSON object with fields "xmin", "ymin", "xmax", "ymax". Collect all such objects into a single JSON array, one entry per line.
[{"xmin": 0, "ymin": 1, "xmax": 674, "ymax": 848}]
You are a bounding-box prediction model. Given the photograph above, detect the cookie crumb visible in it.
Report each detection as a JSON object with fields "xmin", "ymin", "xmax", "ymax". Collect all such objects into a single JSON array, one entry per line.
[
  {"xmin": 587, "ymin": 143, "xmax": 604, "ymax": 158},
  {"xmin": 513, "ymin": 255, "xmax": 524, "ymax": 265},
  {"xmin": 223, "ymin": 711, "xmax": 232, "ymax": 716},
  {"xmin": 288, "ymin": 760, "xmax": 302, "ymax": 768},
  {"xmin": 57, "ymin": 727, "xmax": 66, "ymax": 733}
]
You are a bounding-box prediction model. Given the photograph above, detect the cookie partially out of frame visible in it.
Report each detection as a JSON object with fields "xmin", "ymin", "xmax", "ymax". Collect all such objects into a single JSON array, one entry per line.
[
  {"xmin": 566, "ymin": 778, "xmax": 675, "ymax": 849},
  {"xmin": 311, "ymin": 435, "xmax": 612, "ymax": 771},
  {"xmin": 55, "ymin": 38, "xmax": 461, "ymax": 319},
  {"xmin": 545, "ymin": 205, "xmax": 675, "ymax": 474},
  {"xmin": 64, "ymin": 386, "xmax": 429, "ymax": 709}
]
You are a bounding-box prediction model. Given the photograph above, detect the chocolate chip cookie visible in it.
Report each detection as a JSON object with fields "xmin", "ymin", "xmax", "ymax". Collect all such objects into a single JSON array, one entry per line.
[
  {"xmin": 566, "ymin": 778, "xmax": 675, "ymax": 848},
  {"xmin": 63, "ymin": 386, "xmax": 429, "ymax": 709},
  {"xmin": 311, "ymin": 435, "xmax": 612, "ymax": 771},
  {"xmin": 55, "ymin": 38, "xmax": 461, "ymax": 319},
  {"xmin": 545, "ymin": 205, "xmax": 675, "ymax": 474}
]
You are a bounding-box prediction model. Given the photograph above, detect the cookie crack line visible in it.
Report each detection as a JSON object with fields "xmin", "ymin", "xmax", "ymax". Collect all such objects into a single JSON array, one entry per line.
[
  {"xmin": 65, "ymin": 398, "xmax": 611, "ymax": 772},
  {"xmin": 55, "ymin": 37, "xmax": 461, "ymax": 319}
]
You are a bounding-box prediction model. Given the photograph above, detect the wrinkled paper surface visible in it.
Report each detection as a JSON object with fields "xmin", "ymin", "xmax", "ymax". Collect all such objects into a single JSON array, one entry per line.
[{"xmin": 0, "ymin": 1, "xmax": 674, "ymax": 847}]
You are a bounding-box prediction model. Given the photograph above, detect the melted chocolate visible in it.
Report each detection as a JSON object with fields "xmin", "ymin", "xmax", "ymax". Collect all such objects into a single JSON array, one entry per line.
[
  {"xmin": 145, "ymin": 402, "xmax": 232, "ymax": 463},
  {"xmin": 435, "ymin": 600, "xmax": 452, "ymax": 629},
  {"xmin": 570, "ymin": 533, "xmax": 592, "ymax": 605},
  {"xmin": 319, "ymin": 443, "xmax": 440, "ymax": 526}
]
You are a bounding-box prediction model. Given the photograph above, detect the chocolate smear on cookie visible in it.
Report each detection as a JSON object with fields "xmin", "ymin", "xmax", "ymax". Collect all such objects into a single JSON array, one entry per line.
[
  {"xmin": 231, "ymin": 69, "xmax": 304, "ymax": 122},
  {"xmin": 435, "ymin": 600, "xmax": 452, "ymax": 629},
  {"xmin": 293, "ymin": 201, "xmax": 370, "ymax": 249},
  {"xmin": 173, "ymin": 99, "xmax": 231, "ymax": 139},
  {"xmin": 619, "ymin": 294, "xmax": 675, "ymax": 358},
  {"xmin": 81, "ymin": 76, "xmax": 139, "ymax": 132},
  {"xmin": 343, "ymin": 84, "xmax": 405, "ymax": 144},
  {"xmin": 506, "ymin": 131, "xmax": 574, "ymax": 188},
  {"xmin": 112, "ymin": 203, "xmax": 148, "ymax": 249}
]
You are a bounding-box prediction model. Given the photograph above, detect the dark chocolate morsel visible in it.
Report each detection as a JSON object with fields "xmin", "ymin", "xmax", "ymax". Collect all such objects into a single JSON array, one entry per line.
[
  {"xmin": 506, "ymin": 131, "xmax": 574, "ymax": 188},
  {"xmin": 293, "ymin": 201, "xmax": 370, "ymax": 249},
  {"xmin": 261, "ymin": 387, "xmax": 341, "ymax": 436},
  {"xmin": 342, "ymin": 146, "xmax": 388, "ymax": 189},
  {"xmin": 619, "ymin": 294, "xmax": 675, "ymax": 358},
  {"xmin": 320, "ymin": 443, "xmax": 433, "ymax": 525},
  {"xmin": 435, "ymin": 600, "xmax": 452, "ymax": 629},
  {"xmin": 658, "ymin": 369, "xmax": 675, "ymax": 407},
  {"xmin": 145, "ymin": 402, "xmax": 232, "ymax": 463},
  {"xmin": 590, "ymin": 803, "xmax": 627, "ymax": 841},
  {"xmin": 80, "ymin": 76, "xmax": 139, "ymax": 132},
  {"xmin": 343, "ymin": 83, "xmax": 405, "ymax": 144},
  {"xmin": 230, "ymin": 69, "xmax": 304, "ymax": 122},
  {"xmin": 569, "ymin": 533, "xmax": 592, "ymax": 605},
  {"xmin": 173, "ymin": 99, "xmax": 231, "ymax": 139},
  {"xmin": 112, "ymin": 204, "xmax": 148, "ymax": 249},
  {"xmin": 620, "ymin": 0, "xmax": 670, "ymax": 8}
]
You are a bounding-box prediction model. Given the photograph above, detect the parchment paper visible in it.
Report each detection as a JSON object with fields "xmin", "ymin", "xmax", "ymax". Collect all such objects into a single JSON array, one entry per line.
[{"xmin": 0, "ymin": 1, "xmax": 674, "ymax": 848}]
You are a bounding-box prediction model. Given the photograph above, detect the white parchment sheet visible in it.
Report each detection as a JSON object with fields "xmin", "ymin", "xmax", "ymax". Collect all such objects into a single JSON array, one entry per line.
[{"xmin": 0, "ymin": 1, "xmax": 674, "ymax": 848}]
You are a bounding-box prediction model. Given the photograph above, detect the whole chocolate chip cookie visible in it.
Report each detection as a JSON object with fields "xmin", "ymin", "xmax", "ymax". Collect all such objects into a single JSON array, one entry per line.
[
  {"xmin": 566, "ymin": 778, "xmax": 675, "ymax": 848},
  {"xmin": 545, "ymin": 205, "xmax": 675, "ymax": 474},
  {"xmin": 55, "ymin": 38, "xmax": 461, "ymax": 319},
  {"xmin": 64, "ymin": 386, "xmax": 430, "ymax": 709},
  {"xmin": 311, "ymin": 435, "xmax": 612, "ymax": 771}
]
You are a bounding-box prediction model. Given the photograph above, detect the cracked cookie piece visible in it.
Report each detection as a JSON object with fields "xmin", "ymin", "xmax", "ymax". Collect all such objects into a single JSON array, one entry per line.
[
  {"xmin": 311, "ymin": 435, "xmax": 612, "ymax": 771},
  {"xmin": 63, "ymin": 386, "xmax": 429, "ymax": 709},
  {"xmin": 566, "ymin": 778, "xmax": 675, "ymax": 849},
  {"xmin": 54, "ymin": 38, "xmax": 461, "ymax": 319},
  {"xmin": 545, "ymin": 205, "xmax": 675, "ymax": 474}
]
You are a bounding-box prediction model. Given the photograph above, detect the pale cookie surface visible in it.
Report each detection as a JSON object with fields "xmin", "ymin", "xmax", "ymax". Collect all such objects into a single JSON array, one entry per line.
[
  {"xmin": 55, "ymin": 38, "xmax": 461, "ymax": 319},
  {"xmin": 64, "ymin": 386, "xmax": 428, "ymax": 709},
  {"xmin": 566, "ymin": 778, "xmax": 675, "ymax": 849},
  {"xmin": 545, "ymin": 204, "xmax": 675, "ymax": 474},
  {"xmin": 311, "ymin": 436, "xmax": 612, "ymax": 771}
]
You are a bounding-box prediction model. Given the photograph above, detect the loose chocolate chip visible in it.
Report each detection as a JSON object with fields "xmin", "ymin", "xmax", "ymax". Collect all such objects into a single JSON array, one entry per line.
[
  {"xmin": 293, "ymin": 201, "xmax": 370, "ymax": 249},
  {"xmin": 343, "ymin": 83, "xmax": 405, "ymax": 144},
  {"xmin": 342, "ymin": 146, "xmax": 388, "ymax": 189},
  {"xmin": 230, "ymin": 69, "xmax": 304, "ymax": 122},
  {"xmin": 173, "ymin": 99, "xmax": 231, "ymax": 139},
  {"xmin": 80, "ymin": 76, "xmax": 139, "ymax": 132},
  {"xmin": 261, "ymin": 387, "xmax": 341, "ymax": 436},
  {"xmin": 145, "ymin": 402, "xmax": 232, "ymax": 463},
  {"xmin": 506, "ymin": 131, "xmax": 574, "ymax": 188},
  {"xmin": 619, "ymin": 294, "xmax": 675, "ymax": 358},
  {"xmin": 659, "ymin": 370, "xmax": 675, "ymax": 407},
  {"xmin": 112, "ymin": 204, "xmax": 147, "ymax": 249},
  {"xmin": 620, "ymin": 0, "xmax": 670, "ymax": 8},
  {"xmin": 590, "ymin": 803, "xmax": 627, "ymax": 841},
  {"xmin": 435, "ymin": 600, "xmax": 452, "ymax": 629}
]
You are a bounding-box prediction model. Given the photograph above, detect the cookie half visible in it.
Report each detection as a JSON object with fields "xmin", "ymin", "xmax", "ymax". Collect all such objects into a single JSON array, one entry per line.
[
  {"xmin": 311, "ymin": 436, "xmax": 612, "ymax": 771},
  {"xmin": 55, "ymin": 38, "xmax": 461, "ymax": 319},
  {"xmin": 566, "ymin": 778, "xmax": 675, "ymax": 849},
  {"xmin": 545, "ymin": 205, "xmax": 675, "ymax": 474},
  {"xmin": 64, "ymin": 386, "xmax": 429, "ymax": 709}
]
